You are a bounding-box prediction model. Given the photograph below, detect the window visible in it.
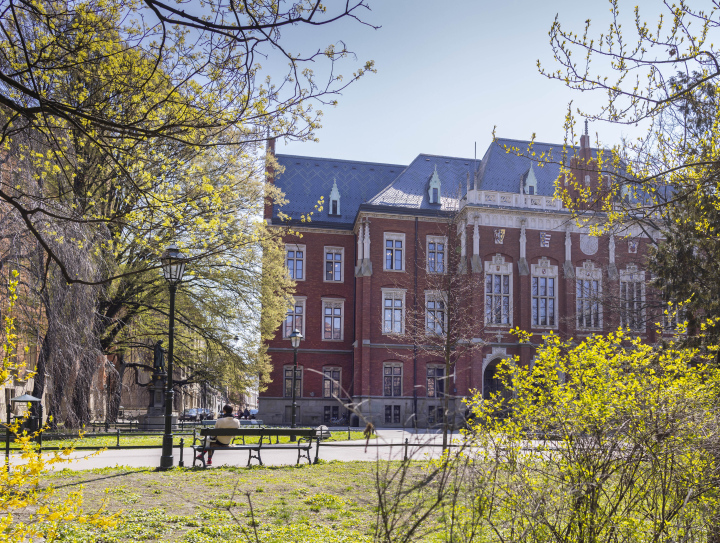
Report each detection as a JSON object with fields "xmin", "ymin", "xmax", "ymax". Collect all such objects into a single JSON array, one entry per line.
[
  {"xmin": 530, "ymin": 258, "xmax": 558, "ymax": 328},
  {"xmin": 528, "ymin": 186, "xmax": 534, "ymax": 195},
  {"xmin": 384, "ymin": 405, "xmax": 401, "ymax": 424},
  {"xmin": 620, "ymin": 265, "xmax": 645, "ymax": 331},
  {"xmin": 428, "ymin": 405, "xmax": 444, "ymax": 425},
  {"xmin": 324, "ymin": 405, "xmax": 340, "ymax": 423},
  {"xmin": 323, "ymin": 367, "xmax": 341, "ymax": 398},
  {"xmin": 577, "ymin": 279, "xmax": 601, "ymax": 329},
  {"xmin": 325, "ymin": 247, "xmax": 343, "ymax": 282},
  {"xmin": 427, "ymin": 366, "xmax": 445, "ymax": 398},
  {"xmin": 383, "ymin": 364, "xmax": 402, "ymax": 396},
  {"xmin": 382, "ymin": 289, "xmax": 406, "ymax": 334},
  {"xmin": 329, "ymin": 179, "xmax": 341, "ymax": 216},
  {"xmin": 485, "ymin": 273, "xmax": 511, "ymax": 325},
  {"xmin": 576, "ymin": 262, "xmax": 602, "ymax": 330},
  {"xmin": 425, "ymin": 292, "xmax": 446, "ymax": 335},
  {"xmin": 427, "ymin": 236, "xmax": 446, "ymax": 273},
  {"xmin": 285, "ymin": 244, "xmax": 305, "ymax": 281},
  {"xmin": 384, "ymin": 233, "xmax": 405, "ymax": 271},
  {"xmin": 283, "ymin": 366, "xmax": 302, "ymax": 398},
  {"xmin": 532, "ymin": 277, "xmax": 555, "ymax": 326},
  {"xmin": 621, "ymin": 281, "xmax": 644, "ymax": 331},
  {"xmin": 322, "ymin": 299, "xmax": 344, "ymax": 340},
  {"xmin": 283, "ymin": 298, "xmax": 305, "ymax": 338}
]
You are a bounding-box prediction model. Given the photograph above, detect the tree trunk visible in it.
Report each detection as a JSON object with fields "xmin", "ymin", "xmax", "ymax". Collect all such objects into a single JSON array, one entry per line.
[
  {"xmin": 67, "ymin": 355, "xmax": 96, "ymax": 428},
  {"xmin": 442, "ymin": 358, "xmax": 450, "ymax": 451},
  {"xmin": 105, "ymin": 353, "xmax": 126, "ymax": 425},
  {"xmin": 30, "ymin": 333, "xmax": 51, "ymax": 421}
]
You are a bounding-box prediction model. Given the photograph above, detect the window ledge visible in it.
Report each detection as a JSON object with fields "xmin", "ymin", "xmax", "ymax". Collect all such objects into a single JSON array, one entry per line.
[{"xmin": 383, "ymin": 269, "xmax": 406, "ymax": 273}]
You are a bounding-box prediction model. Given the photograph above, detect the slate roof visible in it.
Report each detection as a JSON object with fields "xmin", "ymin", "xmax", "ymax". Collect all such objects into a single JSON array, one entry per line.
[
  {"xmin": 478, "ymin": 138, "xmax": 584, "ymax": 196},
  {"xmin": 368, "ymin": 154, "xmax": 478, "ymax": 211},
  {"xmin": 271, "ymin": 139, "xmax": 609, "ymax": 226},
  {"xmin": 272, "ymin": 154, "xmax": 406, "ymax": 227}
]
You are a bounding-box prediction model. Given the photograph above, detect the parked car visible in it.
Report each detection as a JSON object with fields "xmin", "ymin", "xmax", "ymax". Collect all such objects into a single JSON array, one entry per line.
[
  {"xmin": 181, "ymin": 408, "xmax": 199, "ymax": 421},
  {"xmin": 198, "ymin": 408, "xmax": 216, "ymax": 420}
]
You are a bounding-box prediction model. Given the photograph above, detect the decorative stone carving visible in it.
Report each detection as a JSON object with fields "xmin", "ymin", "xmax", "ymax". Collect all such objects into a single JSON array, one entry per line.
[
  {"xmin": 494, "ymin": 229, "xmax": 505, "ymax": 244},
  {"xmin": 580, "ymin": 233, "xmax": 598, "ymax": 255},
  {"xmin": 531, "ymin": 257, "xmax": 558, "ymax": 277},
  {"xmin": 540, "ymin": 231, "xmax": 550, "ymax": 248},
  {"xmin": 628, "ymin": 240, "xmax": 638, "ymax": 253}
]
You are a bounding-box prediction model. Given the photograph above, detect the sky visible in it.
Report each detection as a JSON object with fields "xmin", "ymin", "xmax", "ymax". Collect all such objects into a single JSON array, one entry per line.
[{"xmin": 275, "ymin": 0, "xmax": 663, "ymax": 166}]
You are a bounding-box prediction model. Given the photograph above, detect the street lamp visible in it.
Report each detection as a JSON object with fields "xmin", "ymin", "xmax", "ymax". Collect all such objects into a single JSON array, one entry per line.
[
  {"xmin": 159, "ymin": 244, "xmax": 188, "ymax": 469},
  {"xmin": 289, "ymin": 329, "xmax": 303, "ymax": 441}
]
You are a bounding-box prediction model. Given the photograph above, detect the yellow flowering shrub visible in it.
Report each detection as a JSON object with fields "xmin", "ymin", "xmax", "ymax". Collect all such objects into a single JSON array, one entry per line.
[
  {"xmin": 0, "ymin": 271, "xmax": 117, "ymax": 541},
  {"xmin": 465, "ymin": 330, "xmax": 720, "ymax": 542}
]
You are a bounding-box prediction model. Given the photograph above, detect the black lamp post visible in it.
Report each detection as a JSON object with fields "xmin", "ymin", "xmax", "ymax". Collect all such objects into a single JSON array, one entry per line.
[
  {"xmin": 159, "ymin": 245, "xmax": 187, "ymax": 470},
  {"xmin": 289, "ymin": 328, "xmax": 302, "ymax": 441}
]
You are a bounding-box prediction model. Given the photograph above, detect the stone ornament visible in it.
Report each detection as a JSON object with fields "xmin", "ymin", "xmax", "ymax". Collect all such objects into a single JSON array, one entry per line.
[
  {"xmin": 494, "ymin": 229, "xmax": 505, "ymax": 244},
  {"xmin": 540, "ymin": 232, "xmax": 551, "ymax": 248},
  {"xmin": 580, "ymin": 233, "xmax": 598, "ymax": 255},
  {"xmin": 628, "ymin": 240, "xmax": 638, "ymax": 253}
]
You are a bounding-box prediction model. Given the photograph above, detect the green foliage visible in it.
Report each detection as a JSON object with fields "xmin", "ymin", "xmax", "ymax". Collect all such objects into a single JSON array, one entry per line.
[{"xmin": 463, "ymin": 330, "xmax": 720, "ymax": 542}]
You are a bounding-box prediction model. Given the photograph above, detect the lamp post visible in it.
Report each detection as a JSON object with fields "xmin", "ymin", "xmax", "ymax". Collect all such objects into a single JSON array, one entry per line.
[
  {"xmin": 159, "ymin": 245, "xmax": 187, "ymax": 470},
  {"xmin": 289, "ymin": 329, "xmax": 302, "ymax": 441}
]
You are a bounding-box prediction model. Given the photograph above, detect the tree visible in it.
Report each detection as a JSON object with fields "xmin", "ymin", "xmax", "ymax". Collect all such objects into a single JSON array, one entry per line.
[
  {"xmin": 0, "ymin": 0, "xmax": 377, "ymax": 284},
  {"xmin": 387, "ymin": 198, "xmax": 485, "ymax": 450}
]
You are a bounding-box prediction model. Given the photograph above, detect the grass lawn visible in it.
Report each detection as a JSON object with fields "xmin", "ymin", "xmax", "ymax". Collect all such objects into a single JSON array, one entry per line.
[
  {"xmin": 9, "ymin": 430, "xmax": 371, "ymax": 450},
  {"xmin": 46, "ymin": 462, "xmax": 386, "ymax": 542}
]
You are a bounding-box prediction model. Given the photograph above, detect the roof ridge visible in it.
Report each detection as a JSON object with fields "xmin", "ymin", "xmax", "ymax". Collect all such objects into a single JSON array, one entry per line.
[
  {"xmin": 493, "ymin": 137, "xmax": 607, "ymax": 152},
  {"xmin": 275, "ymin": 154, "xmax": 407, "ymax": 168}
]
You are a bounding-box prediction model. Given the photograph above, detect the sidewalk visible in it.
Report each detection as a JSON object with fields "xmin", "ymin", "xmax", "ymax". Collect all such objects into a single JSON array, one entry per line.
[{"xmin": 11, "ymin": 428, "xmax": 459, "ymax": 471}]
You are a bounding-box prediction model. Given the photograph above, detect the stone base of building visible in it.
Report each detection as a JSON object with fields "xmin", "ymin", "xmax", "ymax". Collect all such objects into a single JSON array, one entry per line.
[
  {"xmin": 258, "ymin": 398, "xmax": 352, "ymax": 427},
  {"xmin": 139, "ymin": 414, "xmax": 178, "ymax": 430},
  {"xmin": 258, "ymin": 396, "xmax": 465, "ymax": 429},
  {"xmin": 351, "ymin": 396, "xmax": 465, "ymax": 429}
]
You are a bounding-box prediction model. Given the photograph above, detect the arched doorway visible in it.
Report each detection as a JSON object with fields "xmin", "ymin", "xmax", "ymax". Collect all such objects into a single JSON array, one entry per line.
[{"xmin": 482, "ymin": 358, "xmax": 512, "ymax": 401}]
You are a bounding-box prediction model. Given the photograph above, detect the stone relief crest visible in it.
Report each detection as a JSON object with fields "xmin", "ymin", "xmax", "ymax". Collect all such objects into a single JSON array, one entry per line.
[
  {"xmin": 628, "ymin": 240, "xmax": 638, "ymax": 253},
  {"xmin": 494, "ymin": 229, "xmax": 505, "ymax": 244},
  {"xmin": 540, "ymin": 231, "xmax": 551, "ymax": 248},
  {"xmin": 580, "ymin": 233, "xmax": 598, "ymax": 255}
]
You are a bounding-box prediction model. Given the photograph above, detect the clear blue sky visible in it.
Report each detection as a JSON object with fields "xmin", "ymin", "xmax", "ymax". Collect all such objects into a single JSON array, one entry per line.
[{"xmin": 278, "ymin": 0, "xmax": 660, "ymax": 165}]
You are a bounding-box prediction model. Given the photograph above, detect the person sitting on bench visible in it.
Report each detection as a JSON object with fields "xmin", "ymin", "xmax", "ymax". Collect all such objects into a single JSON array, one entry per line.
[{"xmin": 196, "ymin": 404, "xmax": 240, "ymax": 465}]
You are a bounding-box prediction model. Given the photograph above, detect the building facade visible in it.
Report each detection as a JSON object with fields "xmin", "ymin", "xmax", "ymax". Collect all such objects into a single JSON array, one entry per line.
[{"xmin": 260, "ymin": 134, "xmax": 661, "ymax": 428}]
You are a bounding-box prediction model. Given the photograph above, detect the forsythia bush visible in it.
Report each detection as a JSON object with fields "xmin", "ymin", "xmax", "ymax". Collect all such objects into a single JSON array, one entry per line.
[
  {"xmin": 466, "ymin": 329, "xmax": 720, "ymax": 542},
  {"xmin": 0, "ymin": 271, "xmax": 117, "ymax": 541}
]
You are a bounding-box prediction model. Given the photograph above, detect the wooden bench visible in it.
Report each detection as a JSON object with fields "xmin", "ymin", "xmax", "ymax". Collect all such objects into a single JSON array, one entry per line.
[{"xmin": 191, "ymin": 428, "xmax": 318, "ymax": 468}]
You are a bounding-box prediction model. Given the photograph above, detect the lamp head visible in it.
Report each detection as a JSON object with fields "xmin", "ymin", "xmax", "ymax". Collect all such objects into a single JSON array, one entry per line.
[
  {"xmin": 289, "ymin": 329, "xmax": 303, "ymax": 349},
  {"xmin": 161, "ymin": 245, "xmax": 187, "ymax": 285}
]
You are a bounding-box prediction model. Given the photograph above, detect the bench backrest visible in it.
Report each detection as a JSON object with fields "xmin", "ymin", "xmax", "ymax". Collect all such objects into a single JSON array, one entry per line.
[{"xmin": 199, "ymin": 428, "xmax": 317, "ymax": 438}]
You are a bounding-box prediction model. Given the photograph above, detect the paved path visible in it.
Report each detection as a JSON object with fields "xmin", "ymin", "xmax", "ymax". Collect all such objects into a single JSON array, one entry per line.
[{"xmin": 11, "ymin": 429, "xmax": 462, "ymax": 471}]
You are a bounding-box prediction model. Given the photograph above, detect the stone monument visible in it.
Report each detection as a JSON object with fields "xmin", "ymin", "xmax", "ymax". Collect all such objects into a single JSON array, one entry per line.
[{"xmin": 139, "ymin": 341, "xmax": 178, "ymax": 430}]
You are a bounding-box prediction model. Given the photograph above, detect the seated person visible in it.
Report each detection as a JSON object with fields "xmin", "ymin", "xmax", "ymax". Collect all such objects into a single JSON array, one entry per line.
[{"xmin": 196, "ymin": 404, "xmax": 240, "ymax": 466}]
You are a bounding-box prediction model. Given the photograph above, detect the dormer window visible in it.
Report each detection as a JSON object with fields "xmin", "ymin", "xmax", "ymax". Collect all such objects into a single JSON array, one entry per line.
[
  {"xmin": 428, "ymin": 166, "xmax": 441, "ymax": 204},
  {"xmin": 523, "ymin": 165, "xmax": 538, "ymax": 195},
  {"xmin": 329, "ymin": 178, "xmax": 340, "ymax": 216}
]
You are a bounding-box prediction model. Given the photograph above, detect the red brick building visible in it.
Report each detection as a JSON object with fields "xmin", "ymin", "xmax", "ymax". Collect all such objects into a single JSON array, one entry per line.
[{"xmin": 260, "ymin": 134, "xmax": 658, "ymax": 427}]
